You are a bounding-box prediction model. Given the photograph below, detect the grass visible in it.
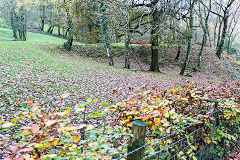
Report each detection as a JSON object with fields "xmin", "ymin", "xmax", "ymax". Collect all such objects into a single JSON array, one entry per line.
[{"xmin": 0, "ymin": 27, "xmax": 66, "ymax": 43}]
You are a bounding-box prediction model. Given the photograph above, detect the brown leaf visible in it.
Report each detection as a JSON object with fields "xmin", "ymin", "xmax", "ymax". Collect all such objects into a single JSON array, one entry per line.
[
  {"xmin": 31, "ymin": 124, "xmax": 40, "ymax": 134},
  {"xmin": 0, "ymin": 141, "xmax": 6, "ymax": 146},
  {"xmin": 40, "ymin": 110, "xmax": 48, "ymax": 120}
]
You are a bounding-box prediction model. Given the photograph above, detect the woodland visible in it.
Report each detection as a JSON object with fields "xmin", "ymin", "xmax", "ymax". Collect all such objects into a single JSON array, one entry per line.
[{"xmin": 0, "ymin": 0, "xmax": 240, "ymax": 159}]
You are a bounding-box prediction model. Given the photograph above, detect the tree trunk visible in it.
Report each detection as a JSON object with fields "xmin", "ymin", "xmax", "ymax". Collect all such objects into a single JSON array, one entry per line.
[
  {"xmin": 207, "ymin": 27, "xmax": 211, "ymax": 47},
  {"xmin": 227, "ymin": 37, "xmax": 231, "ymax": 54},
  {"xmin": 216, "ymin": 19, "xmax": 223, "ymax": 48},
  {"xmin": 115, "ymin": 30, "xmax": 119, "ymax": 43},
  {"xmin": 197, "ymin": 1, "xmax": 210, "ymax": 68},
  {"xmin": 13, "ymin": 30, "xmax": 18, "ymax": 40},
  {"xmin": 197, "ymin": 31, "xmax": 207, "ymax": 67},
  {"xmin": 63, "ymin": 2, "xmax": 73, "ymax": 51},
  {"xmin": 64, "ymin": 19, "xmax": 73, "ymax": 51},
  {"xmin": 40, "ymin": 0, "xmax": 45, "ymax": 32},
  {"xmin": 41, "ymin": 19, "xmax": 44, "ymax": 32},
  {"xmin": 50, "ymin": 26, "xmax": 54, "ymax": 34},
  {"xmin": 10, "ymin": 8, "xmax": 18, "ymax": 40},
  {"xmin": 180, "ymin": 0, "xmax": 194, "ymax": 76},
  {"xmin": 149, "ymin": 9, "xmax": 160, "ymax": 72},
  {"xmin": 58, "ymin": 25, "xmax": 61, "ymax": 36},
  {"xmin": 124, "ymin": 2, "xmax": 130, "ymax": 69},
  {"xmin": 19, "ymin": 31, "xmax": 22, "ymax": 40},
  {"xmin": 175, "ymin": 45, "xmax": 181, "ymax": 62},
  {"xmin": 216, "ymin": 11, "xmax": 228, "ymax": 58},
  {"xmin": 213, "ymin": 18, "xmax": 218, "ymax": 47},
  {"xmin": 100, "ymin": 2, "xmax": 114, "ymax": 66},
  {"xmin": 125, "ymin": 37, "xmax": 131, "ymax": 69},
  {"xmin": 47, "ymin": 24, "xmax": 52, "ymax": 33}
]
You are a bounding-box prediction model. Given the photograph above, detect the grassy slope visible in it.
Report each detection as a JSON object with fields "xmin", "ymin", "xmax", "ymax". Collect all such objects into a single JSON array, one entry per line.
[
  {"xmin": 0, "ymin": 27, "xmax": 66, "ymax": 43},
  {"xmin": 0, "ymin": 27, "xmax": 221, "ymax": 114}
]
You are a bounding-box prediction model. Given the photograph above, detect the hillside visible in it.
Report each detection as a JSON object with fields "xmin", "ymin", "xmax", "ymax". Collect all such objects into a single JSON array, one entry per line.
[
  {"xmin": 66, "ymin": 42, "xmax": 240, "ymax": 81},
  {"xmin": 1, "ymin": 27, "xmax": 239, "ymax": 82},
  {"xmin": 0, "ymin": 27, "xmax": 230, "ymax": 110},
  {"xmin": 0, "ymin": 28, "xmax": 239, "ymax": 160}
]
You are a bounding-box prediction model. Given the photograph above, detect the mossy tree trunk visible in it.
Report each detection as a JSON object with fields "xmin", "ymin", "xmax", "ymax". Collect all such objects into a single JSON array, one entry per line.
[
  {"xmin": 180, "ymin": 0, "xmax": 195, "ymax": 76},
  {"xmin": 175, "ymin": 45, "xmax": 181, "ymax": 62},
  {"xmin": 216, "ymin": 11, "xmax": 229, "ymax": 58},
  {"xmin": 197, "ymin": 0, "xmax": 211, "ymax": 68},
  {"xmin": 63, "ymin": 1, "xmax": 73, "ymax": 51},
  {"xmin": 100, "ymin": 2, "xmax": 114, "ymax": 66},
  {"xmin": 124, "ymin": 2, "xmax": 130, "ymax": 69},
  {"xmin": 213, "ymin": 17, "xmax": 219, "ymax": 47},
  {"xmin": 18, "ymin": 6, "xmax": 27, "ymax": 41},
  {"xmin": 10, "ymin": 7, "xmax": 18, "ymax": 40},
  {"xmin": 64, "ymin": 18, "xmax": 73, "ymax": 51},
  {"xmin": 216, "ymin": 19, "xmax": 223, "ymax": 48},
  {"xmin": 149, "ymin": 8, "xmax": 160, "ymax": 72},
  {"xmin": 58, "ymin": 24, "xmax": 61, "ymax": 36},
  {"xmin": 40, "ymin": 0, "xmax": 45, "ymax": 32}
]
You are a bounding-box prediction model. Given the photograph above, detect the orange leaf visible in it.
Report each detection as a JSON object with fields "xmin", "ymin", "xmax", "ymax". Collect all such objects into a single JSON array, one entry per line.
[
  {"xmin": 204, "ymin": 137, "xmax": 211, "ymax": 144},
  {"xmin": 73, "ymin": 136, "xmax": 80, "ymax": 143},
  {"xmin": 21, "ymin": 127, "xmax": 31, "ymax": 134},
  {"xmin": 40, "ymin": 111, "xmax": 48, "ymax": 120},
  {"xmin": 31, "ymin": 124, "xmax": 40, "ymax": 134},
  {"xmin": 163, "ymin": 107, "xmax": 170, "ymax": 114},
  {"xmin": 27, "ymin": 98, "xmax": 33, "ymax": 106}
]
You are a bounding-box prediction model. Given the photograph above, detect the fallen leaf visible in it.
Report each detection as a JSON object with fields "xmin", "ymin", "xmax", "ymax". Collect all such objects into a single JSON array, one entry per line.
[
  {"xmin": 2, "ymin": 122, "xmax": 14, "ymax": 128},
  {"xmin": 19, "ymin": 147, "xmax": 34, "ymax": 153},
  {"xmin": 45, "ymin": 120, "xmax": 57, "ymax": 127},
  {"xmin": 61, "ymin": 93, "xmax": 70, "ymax": 99},
  {"xmin": 86, "ymin": 124, "xmax": 94, "ymax": 130},
  {"xmin": 27, "ymin": 98, "xmax": 33, "ymax": 106},
  {"xmin": 73, "ymin": 136, "xmax": 80, "ymax": 143},
  {"xmin": 21, "ymin": 127, "xmax": 31, "ymax": 134},
  {"xmin": 75, "ymin": 108, "xmax": 85, "ymax": 112},
  {"xmin": 163, "ymin": 121, "xmax": 170, "ymax": 127},
  {"xmin": 31, "ymin": 124, "xmax": 40, "ymax": 134},
  {"xmin": 204, "ymin": 137, "xmax": 211, "ymax": 144}
]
